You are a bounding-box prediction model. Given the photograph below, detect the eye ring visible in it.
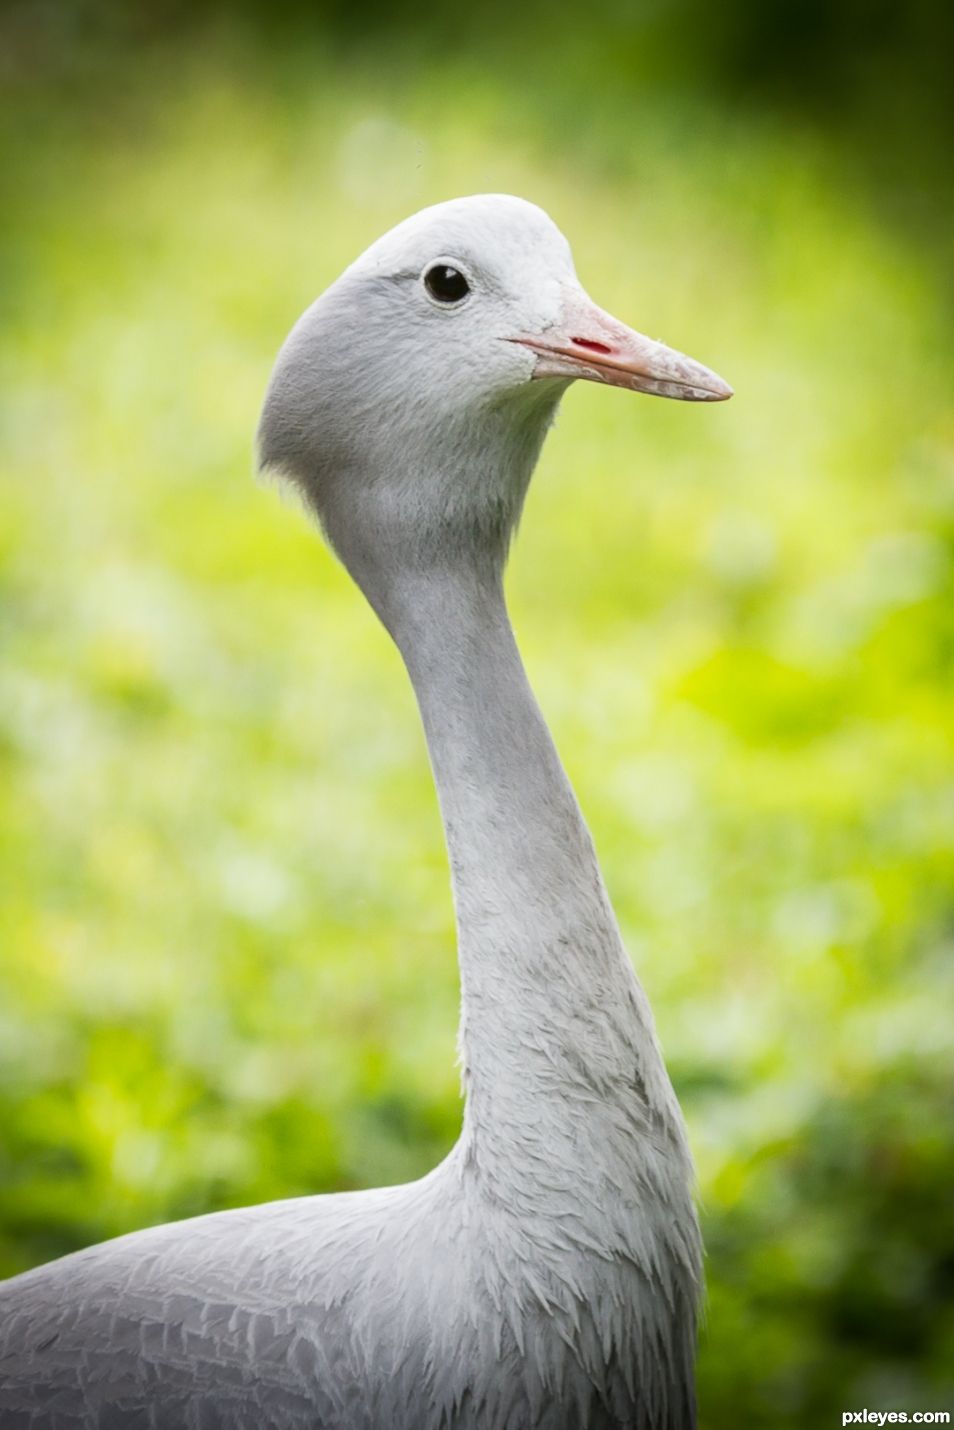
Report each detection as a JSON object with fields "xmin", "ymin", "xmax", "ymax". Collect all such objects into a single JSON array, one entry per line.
[{"xmin": 422, "ymin": 260, "xmax": 472, "ymax": 307}]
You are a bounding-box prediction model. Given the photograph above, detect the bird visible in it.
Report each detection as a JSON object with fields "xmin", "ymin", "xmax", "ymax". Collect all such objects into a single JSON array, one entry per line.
[{"xmin": 0, "ymin": 193, "xmax": 732, "ymax": 1429}]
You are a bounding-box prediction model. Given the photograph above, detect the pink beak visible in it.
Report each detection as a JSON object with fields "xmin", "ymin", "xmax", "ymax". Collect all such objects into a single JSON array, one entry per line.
[{"xmin": 509, "ymin": 292, "xmax": 733, "ymax": 403}]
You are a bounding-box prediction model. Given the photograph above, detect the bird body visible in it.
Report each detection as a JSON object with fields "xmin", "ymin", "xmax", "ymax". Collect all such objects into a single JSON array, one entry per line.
[
  {"xmin": 1, "ymin": 1138, "xmax": 694, "ymax": 1428},
  {"xmin": 0, "ymin": 195, "xmax": 731, "ymax": 1428}
]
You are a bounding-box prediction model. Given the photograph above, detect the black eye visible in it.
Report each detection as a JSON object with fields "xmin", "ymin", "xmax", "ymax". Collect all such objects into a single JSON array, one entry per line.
[{"xmin": 424, "ymin": 264, "xmax": 470, "ymax": 304}]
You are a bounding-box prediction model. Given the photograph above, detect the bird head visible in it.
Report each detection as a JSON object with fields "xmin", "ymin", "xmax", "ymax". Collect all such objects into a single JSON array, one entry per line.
[{"xmin": 258, "ymin": 195, "xmax": 731, "ymax": 599}]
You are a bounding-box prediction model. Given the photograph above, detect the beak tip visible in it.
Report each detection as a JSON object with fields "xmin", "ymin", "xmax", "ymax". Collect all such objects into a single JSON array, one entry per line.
[{"xmin": 697, "ymin": 369, "xmax": 733, "ymax": 401}]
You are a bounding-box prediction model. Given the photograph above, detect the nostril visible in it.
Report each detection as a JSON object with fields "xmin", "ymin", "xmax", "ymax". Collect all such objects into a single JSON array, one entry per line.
[{"xmin": 570, "ymin": 337, "xmax": 613, "ymax": 355}]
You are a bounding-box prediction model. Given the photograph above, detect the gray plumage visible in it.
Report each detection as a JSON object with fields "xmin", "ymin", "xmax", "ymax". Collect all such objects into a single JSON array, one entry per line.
[{"xmin": 0, "ymin": 194, "xmax": 732, "ymax": 1429}]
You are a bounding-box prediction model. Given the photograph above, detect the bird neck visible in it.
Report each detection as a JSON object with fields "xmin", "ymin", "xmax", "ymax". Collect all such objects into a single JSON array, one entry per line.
[{"xmin": 379, "ymin": 558, "xmax": 664, "ymax": 1176}]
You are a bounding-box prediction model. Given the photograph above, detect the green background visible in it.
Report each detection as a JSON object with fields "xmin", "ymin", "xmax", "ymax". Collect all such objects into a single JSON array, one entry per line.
[{"xmin": 1, "ymin": 4, "xmax": 952, "ymax": 1425}]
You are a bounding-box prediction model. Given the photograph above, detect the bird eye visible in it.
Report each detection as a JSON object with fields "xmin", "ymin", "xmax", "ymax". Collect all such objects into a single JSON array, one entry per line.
[{"xmin": 423, "ymin": 264, "xmax": 470, "ymax": 305}]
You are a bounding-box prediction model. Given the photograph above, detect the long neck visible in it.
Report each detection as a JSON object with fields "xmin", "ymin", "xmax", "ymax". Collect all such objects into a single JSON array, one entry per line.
[{"xmin": 378, "ymin": 558, "xmax": 673, "ymax": 1178}]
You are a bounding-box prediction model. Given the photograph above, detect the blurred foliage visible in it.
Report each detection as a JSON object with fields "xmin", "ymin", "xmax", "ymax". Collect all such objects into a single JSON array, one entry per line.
[{"xmin": 1, "ymin": 6, "xmax": 953, "ymax": 1428}]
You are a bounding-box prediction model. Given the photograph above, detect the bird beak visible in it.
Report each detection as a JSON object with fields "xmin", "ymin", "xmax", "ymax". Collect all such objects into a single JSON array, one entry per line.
[{"xmin": 509, "ymin": 292, "xmax": 733, "ymax": 403}]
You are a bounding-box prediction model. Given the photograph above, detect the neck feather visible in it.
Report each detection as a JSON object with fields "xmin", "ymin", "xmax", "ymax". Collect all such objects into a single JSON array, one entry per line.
[{"xmin": 378, "ymin": 558, "xmax": 680, "ymax": 1179}]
